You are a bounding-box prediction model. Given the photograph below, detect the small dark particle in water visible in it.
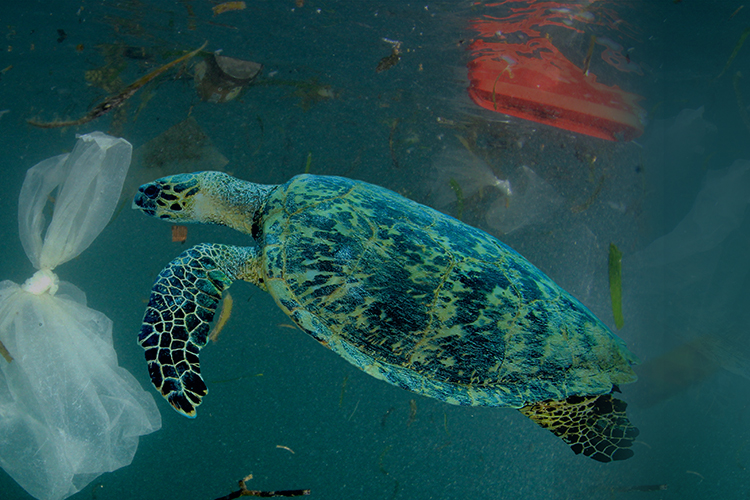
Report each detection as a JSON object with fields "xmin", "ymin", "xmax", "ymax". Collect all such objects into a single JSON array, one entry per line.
[
  {"xmin": 608, "ymin": 243, "xmax": 624, "ymax": 330},
  {"xmin": 449, "ymin": 178, "xmax": 465, "ymax": 220},
  {"xmin": 615, "ymin": 484, "xmax": 668, "ymax": 492},
  {"xmin": 407, "ymin": 399, "xmax": 417, "ymax": 427},
  {"xmin": 123, "ymin": 46, "xmax": 150, "ymax": 60},
  {"xmin": 376, "ymin": 41, "xmax": 402, "ymax": 72},
  {"xmin": 91, "ymin": 483, "xmax": 104, "ymax": 500},
  {"xmin": 381, "ymin": 406, "xmax": 395, "ymax": 428},
  {"xmin": 57, "ymin": 29, "xmax": 66, "ymax": 43}
]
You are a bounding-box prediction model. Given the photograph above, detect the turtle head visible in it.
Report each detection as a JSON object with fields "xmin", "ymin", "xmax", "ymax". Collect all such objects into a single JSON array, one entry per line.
[{"xmin": 133, "ymin": 171, "xmax": 274, "ymax": 234}]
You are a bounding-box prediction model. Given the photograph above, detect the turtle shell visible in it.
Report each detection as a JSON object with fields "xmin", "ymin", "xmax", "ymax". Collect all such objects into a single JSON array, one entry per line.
[{"xmin": 259, "ymin": 174, "xmax": 637, "ymax": 408}]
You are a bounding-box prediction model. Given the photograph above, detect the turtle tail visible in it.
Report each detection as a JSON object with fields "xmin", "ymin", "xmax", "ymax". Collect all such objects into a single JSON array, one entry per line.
[
  {"xmin": 137, "ymin": 243, "xmax": 258, "ymax": 417},
  {"xmin": 518, "ymin": 393, "xmax": 639, "ymax": 462}
]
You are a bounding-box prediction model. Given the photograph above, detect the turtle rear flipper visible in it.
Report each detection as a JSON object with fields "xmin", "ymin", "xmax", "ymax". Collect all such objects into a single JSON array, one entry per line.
[
  {"xmin": 137, "ymin": 243, "xmax": 260, "ymax": 417},
  {"xmin": 519, "ymin": 394, "xmax": 639, "ymax": 462}
]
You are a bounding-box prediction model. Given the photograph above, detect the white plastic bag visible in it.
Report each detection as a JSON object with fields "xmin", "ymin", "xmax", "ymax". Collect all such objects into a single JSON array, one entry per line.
[{"xmin": 0, "ymin": 132, "xmax": 161, "ymax": 500}]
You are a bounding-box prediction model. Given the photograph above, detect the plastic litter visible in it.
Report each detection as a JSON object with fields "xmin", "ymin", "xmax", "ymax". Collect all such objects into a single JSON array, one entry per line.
[
  {"xmin": 0, "ymin": 132, "xmax": 161, "ymax": 500},
  {"xmin": 467, "ymin": 1, "xmax": 645, "ymax": 141}
]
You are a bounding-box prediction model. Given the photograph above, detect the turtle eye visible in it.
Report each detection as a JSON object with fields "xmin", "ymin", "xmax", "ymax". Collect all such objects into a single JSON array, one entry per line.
[{"xmin": 144, "ymin": 184, "xmax": 160, "ymax": 199}]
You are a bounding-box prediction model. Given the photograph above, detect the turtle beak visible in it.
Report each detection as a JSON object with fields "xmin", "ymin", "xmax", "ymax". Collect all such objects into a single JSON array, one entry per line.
[{"xmin": 133, "ymin": 184, "xmax": 158, "ymax": 217}]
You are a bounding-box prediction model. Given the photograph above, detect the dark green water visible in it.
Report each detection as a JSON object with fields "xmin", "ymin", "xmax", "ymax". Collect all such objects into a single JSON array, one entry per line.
[{"xmin": 1, "ymin": 1, "xmax": 749, "ymax": 499}]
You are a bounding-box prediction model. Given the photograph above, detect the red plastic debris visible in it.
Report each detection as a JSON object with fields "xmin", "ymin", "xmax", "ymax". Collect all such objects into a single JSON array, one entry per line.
[{"xmin": 467, "ymin": 2, "xmax": 645, "ymax": 141}]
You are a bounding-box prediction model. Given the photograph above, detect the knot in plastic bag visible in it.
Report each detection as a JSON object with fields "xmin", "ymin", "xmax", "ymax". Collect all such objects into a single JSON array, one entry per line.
[{"xmin": 21, "ymin": 268, "xmax": 59, "ymax": 296}]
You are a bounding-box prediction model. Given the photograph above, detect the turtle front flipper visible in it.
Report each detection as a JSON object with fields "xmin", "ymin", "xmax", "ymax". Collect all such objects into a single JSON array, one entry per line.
[
  {"xmin": 519, "ymin": 394, "xmax": 639, "ymax": 462},
  {"xmin": 138, "ymin": 242, "xmax": 260, "ymax": 417}
]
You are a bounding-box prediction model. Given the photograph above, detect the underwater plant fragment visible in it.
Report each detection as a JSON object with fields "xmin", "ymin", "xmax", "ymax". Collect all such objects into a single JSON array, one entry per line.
[
  {"xmin": 0, "ymin": 339, "xmax": 12, "ymax": 362},
  {"xmin": 28, "ymin": 42, "xmax": 206, "ymax": 129},
  {"xmin": 213, "ymin": 474, "xmax": 310, "ymax": 499},
  {"xmin": 376, "ymin": 39, "xmax": 402, "ymax": 72},
  {"xmin": 608, "ymin": 243, "xmax": 624, "ymax": 329}
]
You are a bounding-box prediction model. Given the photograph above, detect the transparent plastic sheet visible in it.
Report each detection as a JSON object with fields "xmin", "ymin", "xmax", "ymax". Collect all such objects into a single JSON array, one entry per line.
[
  {"xmin": 484, "ymin": 165, "xmax": 562, "ymax": 235},
  {"xmin": 0, "ymin": 132, "xmax": 161, "ymax": 500},
  {"xmin": 428, "ymin": 149, "xmax": 562, "ymax": 235},
  {"xmin": 641, "ymin": 106, "xmax": 717, "ymax": 240},
  {"xmin": 625, "ymin": 159, "xmax": 750, "ymax": 405}
]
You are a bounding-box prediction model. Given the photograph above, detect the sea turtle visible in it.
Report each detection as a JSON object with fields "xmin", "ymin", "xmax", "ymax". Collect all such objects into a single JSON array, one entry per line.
[{"xmin": 133, "ymin": 171, "xmax": 639, "ymax": 462}]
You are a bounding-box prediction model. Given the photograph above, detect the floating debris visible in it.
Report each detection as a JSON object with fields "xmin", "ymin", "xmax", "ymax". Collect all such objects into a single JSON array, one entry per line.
[
  {"xmin": 407, "ymin": 399, "xmax": 417, "ymax": 427},
  {"xmin": 608, "ymin": 243, "xmax": 624, "ymax": 329},
  {"xmin": 449, "ymin": 179, "xmax": 465, "ymax": 220},
  {"xmin": 582, "ymin": 34, "xmax": 596, "ymax": 75},
  {"xmin": 387, "ymin": 119, "xmax": 400, "ymax": 168},
  {"xmin": 431, "ymin": 149, "xmax": 511, "ymax": 222},
  {"xmin": 381, "ymin": 406, "xmax": 395, "ymax": 428},
  {"xmin": 485, "ymin": 165, "xmax": 560, "ymax": 235},
  {"xmin": 730, "ymin": 5, "xmax": 744, "ymax": 19},
  {"xmin": 209, "ymin": 292, "xmax": 234, "ymax": 343},
  {"xmin": 339, "ymin": 375, "xmax": 348, "ymax": 407},
  {"xmin": 376, "ymin": 39, "xmax": 402, "ymax": 72},
  {"xmin": 378, "ymin": 445, "xmax": 393, "ymax": 475},
  {"xmin": 631, "ymin": 335, "xmax": 720, "ymax": 408},
  {"xmin": 213, "ymin": 1, "xmax": 246, "ymax": 16},
  {"xmin": 0, "ymin": 109, "xmax": 8, "ymax": 121},
  {"xmin": 276, "ymin": 445, "xmax": 295, "ymax": 454},
  {"xmin": 614, "ymin": 484, "xmax": 667, "ymax": 492},
  {"xmin": 570, "ymin": 175, "xmax": 605, "ymax": 214},
  {"xmin": 716, "ymin": 27, "xmax": 750, "ymax": 80},
  {"xmin": 171, "ymin": 225, "xmax": 188, "ymax": 243},
  {"xmin": 276, "ymin": 323, "xmax": 298, "ymax": 330},
  {"xmin": 686, "ymin": 470, "xmax": 705, "ymax": 483},
  {"xmin": 347, "ymin": 398, "xmax": 360, "ymax": 421},
  {"xmin": 0, "ymin": 65, "xmax": 11, "ymax": 81},
  {"xmin": 733, "ymin": 72, "xmax": 750, "ymax": 136},
  {"xmin": 28, "ymin": 42, "xmax": 206, "ymax": 128},
  {"xmin": 293, "ymin": 82, "xmax": 335, "ymax": 110},
  {"xmin": 194, "ymin": 52, "xmax": 262, "ymax": 103},
  {"xmin": 213, "ymin": 473, "xmax": 309, "ymax": 499},
  {"xmin": 0, "ymin": 339, "xmax": 12, "ymax": 363}
]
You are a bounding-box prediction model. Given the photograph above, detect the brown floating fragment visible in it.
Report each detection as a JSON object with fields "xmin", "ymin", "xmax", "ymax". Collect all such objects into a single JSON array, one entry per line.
[
  {"xmin": 195, "ymin": 53, "xmax": 262, "ymax": 103},
  {"xmin": 0, "ymin": 339, "xmax": 12, "ymax": 363},
  {"xmin": 213, "ymin": 1, "xmax": 246, "ymax": 16},
  {"xmin": 213, "ymin": 473, "xmax": 310, "ymax": 499},
  {"xmin": 28, "ymin": 41, "xmax": 207, "ymax": 128},
  {"xmin": 171, "ymin": 225, "xmax": 188, "ymax": 243},
  {"xmin": 376, "ymin": 39, "xmax": 402, "ymax": 72}
]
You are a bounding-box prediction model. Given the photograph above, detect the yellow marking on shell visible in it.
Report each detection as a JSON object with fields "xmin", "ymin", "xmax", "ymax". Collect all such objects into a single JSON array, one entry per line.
[{"xmin": 409, "ymin": 324, "xmax": 462, "ymax": 366}]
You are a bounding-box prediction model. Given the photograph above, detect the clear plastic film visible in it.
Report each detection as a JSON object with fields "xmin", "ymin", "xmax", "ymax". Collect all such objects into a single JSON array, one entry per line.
[
  {"xmin": 625, "ymin": 159, "xmax": 750, "ymax": 406},
  {"xmin": 0, "ymin": 132, "xmax": 161, "ymax": 500},
  {"xmin": 19, "ymin": 132, "xmax": 133, "ymax": 271}
]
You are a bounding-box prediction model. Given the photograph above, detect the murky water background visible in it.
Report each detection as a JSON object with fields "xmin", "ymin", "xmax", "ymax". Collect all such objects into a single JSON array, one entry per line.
[{"xmin": 1, "ymin": 1, "xmax": 749, "ymax": 499}]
